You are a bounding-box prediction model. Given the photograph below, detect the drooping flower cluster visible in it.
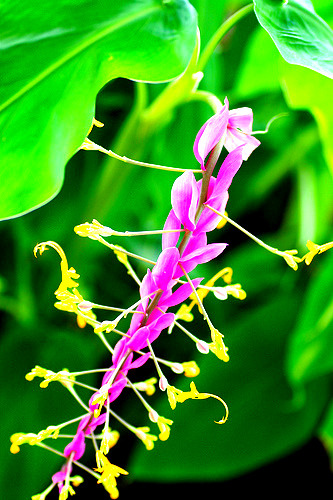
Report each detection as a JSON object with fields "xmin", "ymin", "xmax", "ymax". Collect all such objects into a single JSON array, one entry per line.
[
  {"xmin": 10, "ymin": 99, "xmax": 262, "ymax": 499},
  {"xmin": 12, "ymin": 96, "xmax": 333, "ymax": 499}
]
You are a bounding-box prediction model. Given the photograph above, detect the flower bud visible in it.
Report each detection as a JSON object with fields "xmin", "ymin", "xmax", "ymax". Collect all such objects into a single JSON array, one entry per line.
[{"xmin": 196, "ymin": 340, "xmax": 210, "ymax": 354}]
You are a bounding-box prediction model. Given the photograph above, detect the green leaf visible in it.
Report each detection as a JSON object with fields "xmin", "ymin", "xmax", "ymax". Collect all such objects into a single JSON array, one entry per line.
[
  {"xmin": 0, "ymin": 0, "xmax": 197, "ymax": 220},
  {"xmin": 280, "ymin": 61, "xmax": 333, "ymax": 172},
  {"xmin": 286, "ymin": 250, "xmax": 333, "ymax": 386},
  {"xmin": 253, "ymin": 0, "xmax": 333, "ymax": 78},
  {"xmin": 128, "ymin": 293, "xmax": 331, "ymax": 481}
]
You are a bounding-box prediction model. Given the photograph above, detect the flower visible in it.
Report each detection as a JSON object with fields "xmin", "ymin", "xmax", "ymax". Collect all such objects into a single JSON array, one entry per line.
[
  {"xmin": 94, "ymin": 451, "xmax": 128, "ymax": 499},
  {"xmin": 163, "ymin": 147, "xmax": 244, "ymax": 245},
  {"xmin": 135, "ymin": 427, "xmax": 158, "ymax": 450},
  {"xmin": 193, "ymin": 97, "xmax": 260, "ymax": 169},
  {"xmin": 225, "ymin": 105, "xmax": 261, "ymax": 160},
  {"xmin": 156, "ymin": 415, "xmax": 173, "ymax": 441},
  {"xmin": 63, "ymin": 430, "xmax": 86, "ymax": 461},
  {"xmin": 167, "ymin": 381, "xmax": 228, "ymax": 424},
  {"xmin": 193, "ymin": 98, "xmax": 229, "ymax": 170}
]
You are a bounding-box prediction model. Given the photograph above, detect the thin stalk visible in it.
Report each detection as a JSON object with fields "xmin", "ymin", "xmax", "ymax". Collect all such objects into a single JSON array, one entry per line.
[
  {"xmin": 205, "ymin": 205, "xmax": 294, "ymax": 257},
  {"xmin": 198, "ymin": 3, "xmax": 254, "ymax": 71},
  {"xmin": 36, "ymin": 442, "xmax": 100, "ymax": 479}
]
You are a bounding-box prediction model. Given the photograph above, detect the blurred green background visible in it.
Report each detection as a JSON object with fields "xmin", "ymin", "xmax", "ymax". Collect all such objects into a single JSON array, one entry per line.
[{"xmin": 0, "ymin": 0, "xmax": 332, "ymax": 498}]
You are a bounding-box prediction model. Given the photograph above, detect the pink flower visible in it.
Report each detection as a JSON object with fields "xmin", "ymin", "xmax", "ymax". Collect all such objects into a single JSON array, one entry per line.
[
  {"xmin": 52, "ymin": 463, "xmax": 72, "ymax": 493},
  {"xmin": 193, "ymin": 97, "xmax": 259, "ymax": 169},
  {"xmin": 163, "ymin": 147, "xmax": 244, "ymax": 241},
  {"xmin": 170, "ymin": 171, "xmax": 199, "ymax": 231},
  {"xmin": 63, "ymin": 430, "xmax": 86, "ymax": 460},
  {"xmin": 151, "ymin": 247, "xmax": 180, "ymax": 290},
  {"xmin": 225, "ymin": 106, "xmax": 260, "ymax": 160},
  {"xmin": 78, "ymin": 413, "xmax": 107, "ymax": 435},
  {"xmin": 193, "ymin": 98, "xmax": 229, "ymax": 170}
]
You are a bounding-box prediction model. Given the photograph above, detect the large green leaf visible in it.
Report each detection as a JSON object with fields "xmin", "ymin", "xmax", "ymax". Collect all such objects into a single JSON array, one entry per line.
[
  {"xmin": 0, "ymin": 0, "xmax": 197, "ymax": 220},
  {"xmin": 253, "ymin": 0, "xmax": 333, "ymax": 78},
  {"xmin": 281, "ymin": 62, "xmax": 333, "ymax": 172},
  {"xmin": 286, "ymin": 250, "xmax": 333, "ymax": 386},
  {"xmin": 128, "ymin": 290, "xmax": 331, "ymax": 481}
]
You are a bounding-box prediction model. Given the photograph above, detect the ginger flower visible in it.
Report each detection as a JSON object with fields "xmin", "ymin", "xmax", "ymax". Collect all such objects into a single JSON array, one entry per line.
[
  {"xmin": 156, "ymin": 415, "xmax": 173, "ymax": 441},
  {"xmin": 95, "ymin": 451, "xmax": 128, "ymax": 499},
  {"xmin": 181, "ymin": 361, "xmax": 200, "ymax": 377},
  {"xmin": 301, "ymin": 240, "xmax": 333, "ymax": 265},
  {"xmin": 100, "ymin": 427, "xmax": 120, "ymax": 455},
  {"xmin": 135, "ymin": 427, "xmax": 158, "ymax": 450},
  {"xmin": 193, "ymin": 96, "xmax": 260, "ymax": 170},
  {"xmin": 208, "ymin": 328, "xmax": 229, "ymax": 362},
  {"xmin": 167, "ymin": 381, "xmax": 228, "ymax": 424}
]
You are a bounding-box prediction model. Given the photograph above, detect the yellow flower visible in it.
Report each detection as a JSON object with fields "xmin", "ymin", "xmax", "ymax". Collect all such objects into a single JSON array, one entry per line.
[
  {"xmin": 34, "ymin": 241, "xmax": 79, "ymax": 294},
  {"xmin": 175, "ymin": 304, "xmax": 194, "ymax": 322},
  {"xmin": 100, "ymin": 427, "xmax": 120, "ymax": 455},
  {"xmin": 302, "ymin": 240, "xmax": 333, "ymax": 265},
  {"xmin": 80, "ymin": 117, "xmax": 104, "ymax": 150},
  {"xmin": 208, "ymin": 328, "xmax": 229, "ymax": 362},
  {"xmin": 181, "ymin": 361, "xmax": 200, "ymax": 377},
  {"xmin": 133, "ymin": 377, "xmax": 158, "ymax": 396},
  {"xmin": 166, "ymin": 381, "xmax": 228, "ymax": 424},
  {"xmin": 25, "ymin": 365, "xmax": 75, "ymax": 389},
  {"xmin": 74, "ymin": 219, "xmax": 114, "ymax": 240},
  {"xmin": 156, "ymin": 416, "xmax": 173, "ymax": 441},
  {"xmin": 188, "ymin": 267, "xmax": 236, "ymax": 313},
  {"xmin": 34, "ymin": 240, "xmax": 98, "ymax": 330},
  {"xmin": 94, "ymin": 451, "xmax": 128, "ymax": 499},
  {"xmin": 135, "ymin": 427, "xmax": 158, "ymax": 450},
  {"xmin": 10, "ymin": 432, "xmax": 38, "ymax": 453}
]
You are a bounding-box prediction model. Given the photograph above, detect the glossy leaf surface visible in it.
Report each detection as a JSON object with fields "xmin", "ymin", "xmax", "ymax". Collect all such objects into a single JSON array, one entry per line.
[
  {"xmin": 253, "ymin": 0, "xmax": 333, "ymax": 78},
  {"xmin": 0, "ymin": 0, "xmax": 197, "ymax": 220}
]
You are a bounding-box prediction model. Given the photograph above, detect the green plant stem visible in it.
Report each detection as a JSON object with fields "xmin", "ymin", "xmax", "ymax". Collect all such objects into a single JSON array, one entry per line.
[{"xmin": 198, "ymin": 3, "xmax": 254, "ymax": 71}]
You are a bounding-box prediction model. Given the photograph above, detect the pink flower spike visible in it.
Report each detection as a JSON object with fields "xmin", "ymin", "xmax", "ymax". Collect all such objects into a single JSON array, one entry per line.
[
  {"xmin": 147, "ymin": 312, "xmax": 175, "ymax": 344},
  {"xmin": 126, "ymin": 326, "xmax": 151, "ymax": 351},
  {"xmin": 63, "ymin": 430, "xmax": 86, "ymax": 461},
  {"xmin": 214, "ymin": 146, "xmax": 244, "ymax": 196},
  {"xmin": 228, "ymin": 107, "xmax": 254, "ymax": 133},
  {"xmin": 226, "ymin": 107, "xmax": 260, "ymax": 160},
  {"xmin": 152, "ymin": 247, "xmax": 179, "ymax": 290},
  {"xmin": 174, "ymin": 242, "xmax": 227, "ymax": 278},
  {"xmin": 78, "ymin": 413, "xmax": 107, "ymax": 436},
  {"xmin": 171, "ymin": 171, "xmax": 199, "ymax": 231},
  {"xmin": 159, "ymin": 278, "xmax": 203, "ymax": 308},
  {"xmin": 193, "ymin": 98, "xmax": 229, "ymax": 170},
  {"xmin": 162, "ymin": 209, "xmax": 182, "ymax": 250}
]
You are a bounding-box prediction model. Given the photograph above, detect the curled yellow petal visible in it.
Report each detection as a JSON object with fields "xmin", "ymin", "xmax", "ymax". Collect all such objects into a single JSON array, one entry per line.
[
  {"xmin": 167, "ymin": 382, "xmax": 228, "ymax": 424},
  {"xmin": 34, "ymin": 241, "xmax": 79, "ymax": 294}
]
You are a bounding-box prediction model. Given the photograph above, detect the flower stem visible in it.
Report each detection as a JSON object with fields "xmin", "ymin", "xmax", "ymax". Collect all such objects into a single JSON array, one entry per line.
[
  {"xmin": 36, "ymin": 442, "xmax": 100, "ymax": 479},
  {"xmin": 205, "ymin": 204, "xmax": 299, "ymax": 269},
  {"xmin": 198, "ymin": 3, "xmax": 254, "ymax": 71}
]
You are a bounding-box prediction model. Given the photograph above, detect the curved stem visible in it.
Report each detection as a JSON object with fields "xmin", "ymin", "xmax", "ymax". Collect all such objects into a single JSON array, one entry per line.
[{"xmin": 198, "ymin": 3, "xmax": 254, "ymax": 71}]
